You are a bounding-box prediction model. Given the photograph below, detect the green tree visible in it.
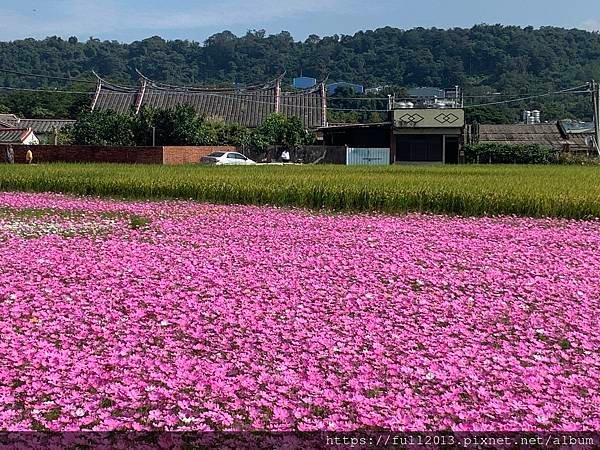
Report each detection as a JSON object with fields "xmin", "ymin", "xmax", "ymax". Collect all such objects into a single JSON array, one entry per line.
[
  {"xmin": 250, "ymin": 113, "xmax": 314, "ymax": 150},
  {"xmin": 139, "ymin": 105, "xmax": 205, "ymax": 145},
  {"xmin": 72, "ymin": 110, "xmax": 135, "ymax": 145}
]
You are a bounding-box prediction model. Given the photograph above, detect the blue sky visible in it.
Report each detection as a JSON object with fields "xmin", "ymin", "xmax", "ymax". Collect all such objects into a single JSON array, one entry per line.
[{"xmin": 0, "ymin": 0, "xmax": 598, "ymax": 42}]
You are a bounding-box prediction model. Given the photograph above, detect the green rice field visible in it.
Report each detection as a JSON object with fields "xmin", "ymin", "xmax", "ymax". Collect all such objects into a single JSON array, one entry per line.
[{"xmin": 0, "ymin": 164, "xmax": 599, "ymax": 219}]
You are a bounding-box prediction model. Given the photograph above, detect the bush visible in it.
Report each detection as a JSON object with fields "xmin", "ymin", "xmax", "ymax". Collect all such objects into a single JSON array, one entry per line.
[
  {"xmin": 465, "ymin": 143, "xmax": 560, "ymax": 164},
  {"xmin": 556, "ymin": 153, "xmax": 600, "ymax": 166}
]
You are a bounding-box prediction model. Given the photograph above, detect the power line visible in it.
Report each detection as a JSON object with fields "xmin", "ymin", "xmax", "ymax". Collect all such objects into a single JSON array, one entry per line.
[
  {"xmin": 0, "ymin": 86, "xmax": 93, "ymax": 94},
  {"xmin": 328, "ymin": 97, "xmax": 389, "ymax": 101},
  {"xmin": 308, "ymin": 89, "xmax": 591, "ymax": 103},
  {"xmin": 0, "ymin": 83, "xmax": 590, "ymax": 113},
  {"xmin": 464, "ymin": 84, "xmax": 590, "ymax": 109},
  {"xmin": 0, "ymin": 68, "xmax": 97, "ymax": 84}
]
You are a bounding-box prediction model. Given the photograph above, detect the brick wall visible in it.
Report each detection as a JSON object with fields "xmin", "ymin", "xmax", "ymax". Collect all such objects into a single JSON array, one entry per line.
[
  {"xmin": 0, "ymin": 145, "xmax": 237, "ymax": 165},
  {"xmin": 0, "ymin": 145, "xmax": 163, "ymax": 164},
  {"xmin": 162, "ymin": 146, "xmax": 236, "ymax": 165},
  {"xmin": 0, "ymin": 144, "xmax": 347, "ymax": 165}
]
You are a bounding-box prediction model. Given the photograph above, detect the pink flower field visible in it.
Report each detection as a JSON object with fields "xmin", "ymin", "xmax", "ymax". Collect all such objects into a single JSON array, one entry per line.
[{"xmin": 0, "ymin": 192, "xmax": 598, "ymax": 432}]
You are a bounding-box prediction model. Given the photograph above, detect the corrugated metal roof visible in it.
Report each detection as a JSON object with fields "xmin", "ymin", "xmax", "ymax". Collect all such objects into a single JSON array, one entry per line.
[{"xmin": 92, "ymin": 74, "xmax": 326, "ymax": 128}]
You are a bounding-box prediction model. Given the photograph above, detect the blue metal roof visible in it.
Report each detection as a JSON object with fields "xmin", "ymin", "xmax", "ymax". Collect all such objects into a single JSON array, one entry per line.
[{"xmin": 293, "ymin": 76, "xmax": 317, "ymax": 89}]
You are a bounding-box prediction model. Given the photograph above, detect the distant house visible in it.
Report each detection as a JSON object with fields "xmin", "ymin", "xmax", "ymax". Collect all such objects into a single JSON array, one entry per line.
[
  {"xmin": 558, "ymin": 120, "xmax": 596, "ymax": 155},
  {"xmin": 472, "ymin": 124, "xmax": 566, "ymax": 149},
  {"xmin": 0, "ymin": 115, "xmax": 75, "ymax": 144},
  {"xmin": 468, "ymin": 122, "xmax": 595, "ymax": 155},
  {"xmin": 320, "ymin": 90, "xmax": 466, "ymax": 164},
  {"xmin": 0, "ymin": 128, "xmax": 40, "ymax": 145},
  {"xmin": 365, "ymin": 85, "xmax": 391, "ymax": 94},
  {"xmin": 327, "ymin": 82, "xmax": 365, "ymax": 95}
]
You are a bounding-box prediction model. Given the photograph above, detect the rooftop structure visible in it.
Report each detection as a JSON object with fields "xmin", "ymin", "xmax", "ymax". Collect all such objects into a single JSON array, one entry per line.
[
  {"xmin": 559, "ymin": 119, "xmax": 595, "ymax": 134},
  {"xmin": 0, "ymin": 128, "xmax": 39, "ymax": 145},
  {"xmin": 473, "ymin": 124, "xmax": 566, "ymax": 149},
  {"xmin": 390, "ymin": 86, "xmax": 463, "ymax": 110},
  {"xmin": 407, "ymin": 87, "xmax": 446, "ymax": 98},
  {"xmin": 92, "ymin": 72, "xmax": 327, "ymax": 129},
  {"xmin": 0, "ymin": 116, "xmax": 75, "ymax": 134},
  {"xmin": 557, "ymin": 120, "xmax": 596, "ymax": 154},
  {"xmin": 468, "ymin": 122, "xmax": 596, "ymax": 155},
  {"xmin": 292, "ymin": 76, "xmax": 317, "ymax": 89}
]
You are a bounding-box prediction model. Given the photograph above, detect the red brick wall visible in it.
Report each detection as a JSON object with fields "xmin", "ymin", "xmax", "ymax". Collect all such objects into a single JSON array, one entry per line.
[
  {"xmin": 0, "ymin": 145, "xmax": 238, "ymax": 165},
  {"xmin": 0, "ymin": 145, "xmax": 163, "ymax": 164},
  {"xmin": 162, "ymin": 146, "xmax": 237, "ymax": 165}
]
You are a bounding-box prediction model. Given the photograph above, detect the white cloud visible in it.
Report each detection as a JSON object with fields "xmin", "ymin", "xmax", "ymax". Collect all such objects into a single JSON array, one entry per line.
[
  {"xmin": 582, "ymin": 18, "xmax": 600, "ymax": 31},
  {"xmin": 133, "ymin": 0, "xmax": 350, "ymax": 30}
]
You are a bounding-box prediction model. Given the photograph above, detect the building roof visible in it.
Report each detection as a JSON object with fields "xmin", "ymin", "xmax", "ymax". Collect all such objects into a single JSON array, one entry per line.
[
  {"xmin": 318, "ymin": 122, "xmax": 392, "ymax": 131},
  {"xmin": 477, "ymin": 124, "xmax": 567, "ymax": 148},
  {"xmin": 559, "ymin": 119, "xmax": 594, "ymax": 134},
  {"xmin": 0, "ymin": 114, "xmax": 20, "ymax": 123},
  {"xmin": 565, "ymin": 133, "xmax": 594, "ymax": 152},
  {"xmin": 293, "ymin": 76, "xmax": 317, "ymax": 89},
  {"xmin": 407, "ymin": 87, "xmax": 446, "ymax": 98},
  {"xmin": 0, "ymin": 115, "xmax": 75, "ymax": 134},
  {"xmin": 0, "ymin": 128, "xmax": 34, "ymax": 144},
  {"xmin": 92, "ymin": 72, "xmax": 326, "ymax": 128},
  {"xmin": 91, "ymin": 79, "xmax": 138, "ymax": 115},
  {"xmin": 17, "ymin": 119, "xmax": 76, "ymax": 134}
]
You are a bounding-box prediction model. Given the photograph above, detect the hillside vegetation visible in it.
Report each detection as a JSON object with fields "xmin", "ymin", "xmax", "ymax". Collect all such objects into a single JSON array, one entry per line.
[{"xmin": 0, "ymin": 25, "xmax": 598, "ymax": 121}]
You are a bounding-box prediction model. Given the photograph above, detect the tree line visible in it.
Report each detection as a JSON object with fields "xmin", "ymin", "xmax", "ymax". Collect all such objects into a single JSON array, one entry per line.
[
  {"xmin": 1, "ymin": 25, "xmax": 599, "ymax": 123},
  {"xmin": 64, "ymin": 106, "xmax": 316, "ymax": 149}
]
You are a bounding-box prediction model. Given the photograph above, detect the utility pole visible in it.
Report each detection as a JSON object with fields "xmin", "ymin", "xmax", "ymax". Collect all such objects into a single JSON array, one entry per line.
[{"xmin": 592, "ymin": 80, "xmax": 600, "ymax": 156}]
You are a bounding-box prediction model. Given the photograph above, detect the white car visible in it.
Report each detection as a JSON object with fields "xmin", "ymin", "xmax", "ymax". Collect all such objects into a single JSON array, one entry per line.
[{"xmin": 200, "ymin": 151, "xmax": 256, "ymax": 165}]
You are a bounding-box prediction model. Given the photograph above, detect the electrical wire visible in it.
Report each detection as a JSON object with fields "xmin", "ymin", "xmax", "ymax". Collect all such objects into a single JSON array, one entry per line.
[
  {"xmin": 0, "ymin": 82, "xmax": 591, "ymax": 113},
  {"xmin": 0, "ymin": 85, "xmax": 389, "ymax": 112},
  {"xmin": 464, "ymin": 84, "xmax": 590, "ymax": 109},
  {"xmin": 0, "ymin": 86, "xmax": 93, "ymax": 94},
  {"xmin": 0, "ymin": 68, "xmax": 98, "ymax": 84}
]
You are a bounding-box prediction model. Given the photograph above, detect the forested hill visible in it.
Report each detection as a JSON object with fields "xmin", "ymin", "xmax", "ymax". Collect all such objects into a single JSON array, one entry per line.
[{"xmin": 1, "ymin": 25, "xmax": 599, "ymax": 121}]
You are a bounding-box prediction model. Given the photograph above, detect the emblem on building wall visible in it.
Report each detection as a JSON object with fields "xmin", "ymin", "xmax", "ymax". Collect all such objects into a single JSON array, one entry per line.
[
  {"xmin": 434, "ymin": 113, "xmax": 460, "ymax": 124},
  {"xmin": 397, "ymin": 113, "xmax": 425, "ymax": 125}
]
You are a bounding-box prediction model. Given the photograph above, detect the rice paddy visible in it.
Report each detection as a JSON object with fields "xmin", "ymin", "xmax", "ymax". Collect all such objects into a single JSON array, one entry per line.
[{"xmin": 0, "ymin": 164, "xmax": 598, "ymax": 219}]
